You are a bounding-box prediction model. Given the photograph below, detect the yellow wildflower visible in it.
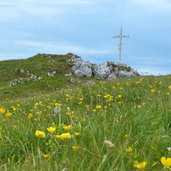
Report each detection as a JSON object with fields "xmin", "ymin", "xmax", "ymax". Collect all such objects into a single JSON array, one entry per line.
[
  {"xmin": 66, "ymin": 111, "xmax": 74, "ymax": 116},
  {"xmin": 54, "ymin": 134, "xmax": 61, "ymax": 139},
  {"xmin": 35, "ymin": 130, "xmax": 46, "ymax": 138},
  {"xmin": 118, "ymin": 95, "xmax": 122, "ymax": 98},
  {"xmin": 74, "ymin": 132, "xmax": 80, "ymax": 136},
  {"xmin": 47, "ymin": 127, "xmax": 56, "ymax": 133},
  {"xmin": 55, "ymin": 133, "xmax": 71, "ymax": 140},
  {"xmin": 60, "ymin": 133, "xmax": 71, "ymax": 139},
  {"xmin": 5, "ymin": 112, "xmax": 12, "ymax": 117},
  {"xmin": 96, "ymin": 105, "xmax": 102, "ymax": 109},
  {"xmin": 55, "ymin": 102, "xmax": 62, "ymax": 107},
  {"xmin": 150, "ymin": 89, "xmax": 155, "ymax": 93},
  {"xmin": 43, "ymin": 153, "xmax": 50, "ymax": 158},
  {"xmin": 0, "ymin": 108, "xmax": 5, "ymax": 113},
  {"xmin": 118, "ymin": 101, "xmax": 122, "ymax": 105},
  {"xmin": 27, "ymin": 113, "xmax": 33, "ymax": 119},
  {"xmin": 137, "ymin": 105, "xmax": 142, "ymax": 109},
  {"xmin": 63, "ymin": 125, "xmax": 72, "ymax": 131},
  {"xmin": 133, "ymin": 161, "xmax": 147, "ymax": 169},
  {"xmin": 12, "ymin": 107, "xmax": 16, "ymax": 111},
  {"xmin": 36, "ymin": 111, "xmax": 42, "ymax": 115},
  {"xmin": 168, "ymin": 85, "xmax": 171, "ymax": 90},
  {"xmin": 124, "ymin": 134, "xmax": 129, "ymax": 138},
  {"xmin": 160, "ymin": 157, "xmax": 171, "ymax": 168},
  {"xmin": 126, "ymin": 147, "xmax": 133, "ymax": 153},
  {"xmin": 72, "ymin": 145, "xmax": 80, "ymax": 151}
]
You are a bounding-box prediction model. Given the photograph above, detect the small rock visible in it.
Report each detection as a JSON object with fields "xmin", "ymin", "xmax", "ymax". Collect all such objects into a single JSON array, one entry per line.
[
  {"xmin": 118, "ymin": 70, "xmax": 136, "ymax": 78},
  {"xmin": 106, "ymin": 73, "xmax": 116, "ymax": 80},
  {"xmin": 85, "ymin": 81, "xmax": 96, "ymax": 85},
  {"xmin": 64, "ymin": 73, "xmax": 72, "ymax": 76},
  {"xmin": 74, "ymin": 61, "xmax": 92, "ymax": 77},
  {"xmin": 48, "ymin": 71, "xmax": 57, "ymax": 77}
]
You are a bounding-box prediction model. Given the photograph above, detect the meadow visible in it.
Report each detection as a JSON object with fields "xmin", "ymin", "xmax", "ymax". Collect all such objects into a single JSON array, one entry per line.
[{"xmin": 0, "ymin": 54, "xmax": 171, "ymax": 170}]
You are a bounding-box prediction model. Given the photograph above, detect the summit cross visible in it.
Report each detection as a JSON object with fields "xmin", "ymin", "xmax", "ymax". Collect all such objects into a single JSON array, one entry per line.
[{"xmin": 112, "ymin": 27, "xmax": 129, "ymax": 64}]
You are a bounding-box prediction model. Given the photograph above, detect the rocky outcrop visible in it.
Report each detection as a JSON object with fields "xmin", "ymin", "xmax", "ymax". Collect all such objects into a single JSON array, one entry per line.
[
  {"xmin": 69, "ymin": 56, "xmax": 139, "ymax": 80},
  {"xmin": 118, "ymin": 70, "xmax": 137, "ymax": 78},
  {"xmin": 106, "ymin": 73, "xmax": 117, "ymax": 80},
  {"xmin": 94, "ymin": 62, "xmax": 111, "ymax": 79},
  {"xmin": 10, "ymin": 69, "xmax": 42, "ymax": 87},
  {"xmin": 74, "ymin": 61, "xmax": 92, "ymax": 77}
]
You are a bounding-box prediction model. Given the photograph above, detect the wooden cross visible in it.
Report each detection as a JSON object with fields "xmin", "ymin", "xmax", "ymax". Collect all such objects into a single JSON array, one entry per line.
[{"xmin": 112, "ymin": 27, "xmax": 129, "ymax": 64}]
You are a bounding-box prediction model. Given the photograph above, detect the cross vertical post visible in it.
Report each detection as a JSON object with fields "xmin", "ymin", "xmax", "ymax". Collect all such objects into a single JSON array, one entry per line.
[{"xmin": 113, "ymin": 27, "xmax": 129, "ymax": 64}]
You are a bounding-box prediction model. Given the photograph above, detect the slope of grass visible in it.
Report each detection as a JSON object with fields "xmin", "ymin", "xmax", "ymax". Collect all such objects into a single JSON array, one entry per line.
[
  {"xmin": 0, "ymin": 74, "xmax": 171, "ymax": 170},
  {"xmin": 0, "ymin": 53, "xmax": 78, "ymax": 102}
]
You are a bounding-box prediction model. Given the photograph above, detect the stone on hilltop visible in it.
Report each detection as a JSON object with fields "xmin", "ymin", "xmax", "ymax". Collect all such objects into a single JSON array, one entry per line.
[
  {"xmin": 94, "ymin": 62, "xmax": 111, "ymax": 79},
  {"xmin": 74, "ymin": 61, "xmax": 92, "ymax": 77},
  {"xmin": 67, "ymin": 54, "xmax": 139, "ymax": 80},
  {"xmin": 106, "ymin": 73, "xmax": 117, "ymax": 80},
  {"xmin": 118, "ymin": 70, "xmax": 136, "ymax": 78}
]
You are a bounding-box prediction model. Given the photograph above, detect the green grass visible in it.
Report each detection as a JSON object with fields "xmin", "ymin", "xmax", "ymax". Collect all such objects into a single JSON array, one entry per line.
[
  {"xmin": 0, "ymin": 53, "xmax": 76, "ymax": 102},
  {"xmin": 0, "ymin": 54, "xmax": 171, "ymax": 170}
]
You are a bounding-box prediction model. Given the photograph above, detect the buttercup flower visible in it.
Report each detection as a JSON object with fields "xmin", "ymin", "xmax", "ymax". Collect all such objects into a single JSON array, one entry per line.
[
  {"xmin": 150, "ymin": 89, "xmax": 155, "ymax": 93},
  {"xmin": 60, "ymin": 133, "xmax": 71, "ymax": 139},
  {"xmin": 72, "ymin": 145, "xmax": 80, "ymax": 151},
  {"xmin": 126, "ymin": 146, "xmax": 133, "ymax": 153},
  {"xmin": 47, "ymin": 127, "xmax": 56, "ymax": 133},
  {"xmin": 55, "ymin": 102, "xmax": 62, "ymax": 107},
  {"xmin": 43, "ymin": 154, "xmax": 50, "ymax": 158},
  {"xmin": 54, "ymin": 133, "xmax": 71, "ymax": 140},
  {"xmin": 96, "ymin": 105, "xmax": 102, "ymax": 109},
  {"xmin": 133, "ymin": 161, "xmax": 147, "ymax": 169},
  {"xmin": 63, "ymin": 125, "xmax": 72, "ymax": 131},
  {"xmin": 74, "ymin": 132, "xmax": 80, "ymax": 136},
  {"xmin": 35, "ymin": 130, "xmax": 46, "ymax": 138},
  {"xmin": 160, "ymin": 157, "xmax": 171, "ymax": 168},
  {"xmin": 5, "ymin": 112, "xmax": 12, "ymax": 117},
  {"xmin": 0, "ymin": 108, "xmax": 5, "ymax": 113},
  {"xmin": 118, "ymin": 95, "xmax": 122, "ymax": 98},
  {"xmin": 168, "ymin": 85, "xmax": 171, "ymax": 90}
]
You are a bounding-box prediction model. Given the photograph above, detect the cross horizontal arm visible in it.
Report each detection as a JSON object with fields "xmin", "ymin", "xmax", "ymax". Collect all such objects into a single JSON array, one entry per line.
[
  {"xmin": 112, "ymin": 35, "xmax": 129, "ymax": 38},
  {"xmin": 112, "ymin": 36, "xmax": 120, "ymax": 38},
  {"xmin": 122, "ymin": 35, "xmax": 129, "ymax": 38}
]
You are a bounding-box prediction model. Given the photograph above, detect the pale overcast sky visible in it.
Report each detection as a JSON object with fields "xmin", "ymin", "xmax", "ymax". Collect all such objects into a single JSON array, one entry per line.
[{"xmin": 0, "ymin": 0, "xmax": 171, "ymax": 75}]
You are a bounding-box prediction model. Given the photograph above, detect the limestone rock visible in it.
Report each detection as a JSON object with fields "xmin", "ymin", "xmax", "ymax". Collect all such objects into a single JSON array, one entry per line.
[
  {"xmin": 93, "ymin": 62, "xmax": 111, "ymax": 79},
  {"xmin": 74, "ymin": 61, "xmax": 92, "ymax": 77},
  {"xmin": 118, "ymin": 70, "xmax": 136, "ymax": 78},
  {"xmin": 64, "ymin": 73, "xmax": 72, "ymax": 76},
  {"xmin": 48, "ymin": 71, "xmax": 57, "ymax": 77},
  {"xmin": 106, "ymin": 73, "xmax": 117, "ymax": 80},
  {"xmin": 67, "ymin": 54, "xmax": 82, "ymax": 62},
  {"xmin": 74, "ymin": 70, "xmax": 85, "ymax": 77}
]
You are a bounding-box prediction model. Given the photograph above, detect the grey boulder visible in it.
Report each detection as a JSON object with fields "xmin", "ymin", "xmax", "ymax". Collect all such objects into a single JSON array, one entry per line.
[
  {"xmin": 74, "ymin": 61, "xmax": 92, "ymax": 77},
  {"xmin": 106, "ymin": 73, "xmax": 117, "ymax": 80},
  {"xmin": 118, "ymin": 70, "xmax": 136, "ymax": 78},
  {"xmin": 94, "ymin": 62, "xmax": 111, "ymax": 79}
]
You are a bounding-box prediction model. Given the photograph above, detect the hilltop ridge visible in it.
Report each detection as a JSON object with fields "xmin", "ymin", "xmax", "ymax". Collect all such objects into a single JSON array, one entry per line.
[{"xmin": 0, "ymin": 53, "xmax": 138, "ymax": 102}]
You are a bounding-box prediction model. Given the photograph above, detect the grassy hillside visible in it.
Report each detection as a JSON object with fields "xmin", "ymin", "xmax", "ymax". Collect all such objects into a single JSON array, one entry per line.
[
  {"xmin": 0, "ymin": 53, "xmax": 86, "ymax": 103},
  {"xmin": 0, "ymin": 54, "xmax": 171, "ymax": 170}
]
